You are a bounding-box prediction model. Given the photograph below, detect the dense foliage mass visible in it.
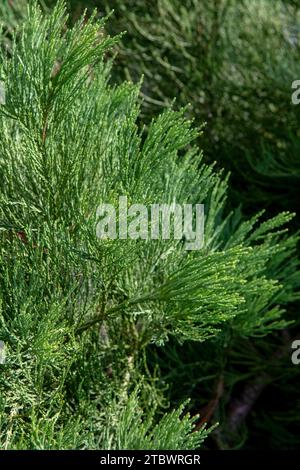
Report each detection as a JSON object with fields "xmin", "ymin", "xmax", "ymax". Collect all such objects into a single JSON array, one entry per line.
[{"xmin": 0, "ymin": 0, "xmax": 299, "ymax": 449}]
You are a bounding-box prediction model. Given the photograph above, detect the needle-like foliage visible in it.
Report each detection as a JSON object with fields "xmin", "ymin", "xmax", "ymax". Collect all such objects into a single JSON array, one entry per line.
[{"xmin": 0, "ymin": 1, "xmax": 299, "ymax": 449}]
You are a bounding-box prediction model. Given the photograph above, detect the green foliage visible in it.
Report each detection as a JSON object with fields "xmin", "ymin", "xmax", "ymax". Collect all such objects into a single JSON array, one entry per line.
[
  {"xmin": 0, "ymin": 0, "xmax": 299, "ymax": 450},
  {"xmin": 91, "ymin": 0, "xmax": 300, "ymax": 216},
  {"xmin": 101, "ymin": 390, "xmax": 212, "ymax": 450}
]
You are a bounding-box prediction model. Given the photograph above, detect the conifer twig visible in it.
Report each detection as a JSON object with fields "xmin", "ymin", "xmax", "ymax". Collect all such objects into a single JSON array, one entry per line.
[{"xmin": 194, "ymin": 375, "xmax": 224, "ymax": 431}]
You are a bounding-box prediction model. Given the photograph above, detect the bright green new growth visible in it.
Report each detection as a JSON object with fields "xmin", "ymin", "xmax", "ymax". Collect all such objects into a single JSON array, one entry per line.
[{"xmin": 0, "ymin": 1, "xmax": 299, "ymax": 449}]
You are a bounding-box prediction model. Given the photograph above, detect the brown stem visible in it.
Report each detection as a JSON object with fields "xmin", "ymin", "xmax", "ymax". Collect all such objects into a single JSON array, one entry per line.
[
  {"xmin": 227, "ymin": 331, "xmax": 300, "ymax": 433},
  {"xmin": 194, "ymin": 375, "xmax": 224, "ymax": 431}
]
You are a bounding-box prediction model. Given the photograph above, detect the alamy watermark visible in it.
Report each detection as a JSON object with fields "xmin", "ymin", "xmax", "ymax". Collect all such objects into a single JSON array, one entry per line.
[
  {"xmin": 0, "ymin": 81, "xmax": 5, "ymax": 105},
  {"xmin": 0, "ymin": 340, "xmax": 6, "ymax": 365},
  {"xmin": 96, "ymin": 196, "xmax": 204, "ymax": 251},
  {"xmin": 291, "ymin": 80, "xmax": 300, "ymax": 104},
  {"xmin": 291, "ymin": 339, "xmax": 300, "ymax": 365}
]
